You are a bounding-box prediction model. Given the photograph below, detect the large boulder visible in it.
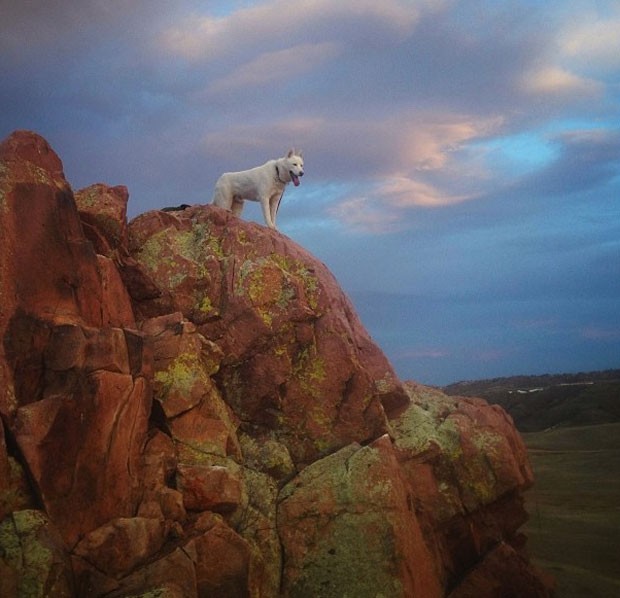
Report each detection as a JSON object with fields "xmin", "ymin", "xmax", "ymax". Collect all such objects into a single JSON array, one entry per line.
[
  {"xmin": 127, "ymin": 206, "xmax": 408, "ymax": 467},
  {"xmin": 391, "ymin": 383, "xmax": 537, "ymax": 587},
  {"xmin": 277, "ymin": 435, "xmax": 442, "ymax": 597}
]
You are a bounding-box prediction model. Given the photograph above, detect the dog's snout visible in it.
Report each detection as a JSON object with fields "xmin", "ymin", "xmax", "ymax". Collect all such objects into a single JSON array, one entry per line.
[{"xmin": 299, "ymin": 170, "xmax": 304, "ymax": 177}]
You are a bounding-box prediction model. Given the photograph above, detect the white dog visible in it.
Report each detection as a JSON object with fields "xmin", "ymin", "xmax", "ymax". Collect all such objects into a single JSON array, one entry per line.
[{"xmin": 212, "ymin": 149, "xmax": 304, "ymax": 229}]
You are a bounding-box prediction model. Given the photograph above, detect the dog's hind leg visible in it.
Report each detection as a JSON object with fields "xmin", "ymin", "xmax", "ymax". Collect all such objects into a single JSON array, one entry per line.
[
  {"xmin": 231, "ymin": 197, "xmax": 244, "ymax": 217},
  {"xmin": 212, "ymin": 185, "xmax": 232, "ymax": 210}
]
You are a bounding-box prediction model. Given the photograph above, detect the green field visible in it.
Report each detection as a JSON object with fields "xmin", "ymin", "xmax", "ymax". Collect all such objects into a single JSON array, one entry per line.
[{"xmin": 523, "ymin": 423, "xmax": 620, "ymax": 597}]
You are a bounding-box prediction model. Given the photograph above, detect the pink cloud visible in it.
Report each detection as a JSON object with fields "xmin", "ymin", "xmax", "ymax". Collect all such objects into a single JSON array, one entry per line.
[
  {"xmin": 327, "ymin": 197, "xmax": 405, "ymax": 234},
  {"xmin": 207, "ymin": 42, "xmax": 341, "ymax": 94},
  {"xmin": 520, "ymin": 66, "xmax": 602, "ymax": 97}
]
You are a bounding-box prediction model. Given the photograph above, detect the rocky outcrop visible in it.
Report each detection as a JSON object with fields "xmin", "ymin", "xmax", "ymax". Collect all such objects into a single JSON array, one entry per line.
[{"xmin": 0, "ymin": 131, "xmax": 553, "ymax": 596}]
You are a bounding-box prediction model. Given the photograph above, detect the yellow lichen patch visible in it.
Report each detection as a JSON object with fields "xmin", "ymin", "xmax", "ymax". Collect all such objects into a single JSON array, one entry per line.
[
  {"xmin": 26, "ymin": 162, "xmax": 60, "ymax": 187},
  {"xmin": 306, "ymin": 403, "xmax": 336, "ymax": 445},
  {"xmin": 274, "ymin": 345, "xmax": 288, "ymax": 357},
  {"xmin": 168, "ymin": 271, "xmax": 188, "ymax": 289},
  {"xmin": 136, "ymin": 223, "xmax": 223, "ymax": 288},
  {"xmin": 0, "ymin": 510, "xmax": 58, "ymax": 596},
  {"xmin": 236, "ymin": 229, "xmax": 251, "ymax": 245},
  {"xmin": 153, "ymin": 350, "xmax": 213, "ymax": 418},
  {"xmin": 293, "ymin": 346, "xmax": 327, "ymax": 398},
  {"xmin": 236, "ymin": 258, "xmax": 281, "ymax": 306},
  {"xmin": 374, "ymin": 374, "xmax": 396, "ymax": 395},
  {"xmin": 75, "ymin": 186, "xmax": 100, "ymax": 208},
  {"xmin": 176, "ymin": 222, "xmax": 224, "ymax": 262},
  {"xmin": 134, "ymin": 230, "xmax": 175, "ymax": 275},
  {"xmin": 257, "ymin": 308, "xmax": 273, "ymax": 327},
  {"xmin": 271, "ymin": 253, "xmax": 321, "ymax": 311},
  {"xmin": 198, "ymin": 295, "xmax": 217, "ymax": 316}
]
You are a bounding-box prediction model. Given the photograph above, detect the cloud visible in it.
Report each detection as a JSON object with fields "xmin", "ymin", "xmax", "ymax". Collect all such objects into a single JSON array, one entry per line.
[
  {"xmin": 559, "ymin": 17, "xmax": 620, "ymax": 72},
  {"xmin": 516, "ymin": 127, "xmax": 620, "ymax": 196},
  {"xmin": 0, "ymin": 0, "xmax": 170, "ymax": 60},
  {"xmin": 325, "ymin": 176, "xmax": 474, "ymax": 234},
  {"xmin": 376, "ymin": 177, "xmax": 473, "ymax": 209},
  {"xmin": 206, "ymin": 42, "xmax": 341, "ymax": 94},
  {"xmin": 327, "ymin": 197, "xmax": 404, "ymax": 234},
  {"xmin": 520, "ymin": 66, "xmax": 603, "ymax": 97},
  {"xmin": 162, "ymin": 0, "xmax": 420, "ymax": 62},
  {"xmin": 199, "ymin": 111, "xmax": 499, "ymax": 181}
]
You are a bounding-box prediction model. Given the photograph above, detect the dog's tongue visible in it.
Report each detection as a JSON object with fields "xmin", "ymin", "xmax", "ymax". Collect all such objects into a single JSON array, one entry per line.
[{"xmin": 291, "ymin": 173, "xmax": 300, "ymax": 187}]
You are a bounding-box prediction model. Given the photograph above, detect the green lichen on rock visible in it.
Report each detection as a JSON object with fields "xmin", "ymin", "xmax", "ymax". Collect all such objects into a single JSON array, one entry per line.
[
  {"xmin": 0, "ymin": 509, "xmax": 72, "ymax": 597},
  {"xmin": 133, "ymin": 222, "xmax": 221, "ymax": 289},
  {"xmin": 154, "ymin": 352, "xmax": 207, "ymax": 402},
  {"xmin": 278, "ymin": 443, "xmax": 414, "ymax": 598},
  {"xmin": 198, "ymin": 295, "xmax": 216, "ymax": 316},
  {"xmin": 235, "ymin": 258, "xmax": 275, "ymax": 303},
  {"xmin": 134, "ymin": 230, "xmax": 176, "ymax": 276},
  {"xmin": 271, "ymin": 253, "xmax": 321, "ymax": 311},
  {"xmin": 235, "ymin": 253, "xmax": 321, "ymax": 318},
  {"xmin": 239, "ymin": 434, "xmax": 295, "ymax": 480},
  {"xmin": 0, "ymin": 457, "xmax": 36, "ymax": 515},
  {"xmin": 288, "ymin": 512, "xmax": 404, "ymax": 598},
  {"xmin": 74, "ymin": 185, "xmax": 99, "ymax": 208},
  {"xmin": 176, "ymin": 221, "xmax": 224, "ymax": 262},
  {"xmin": 293, "ymin": 346, "xmax": 326, "ymax": 398},
  {"xmin": 391, "ymin": 384, "xmax": 522, "ymax": 517},
  {"xmin": 390, "ymin": 386, "xmax": 461, "ymax": 457},
  {"xmin": 26, "ymin": 162, "xmax": 59, "ymax": 187}
]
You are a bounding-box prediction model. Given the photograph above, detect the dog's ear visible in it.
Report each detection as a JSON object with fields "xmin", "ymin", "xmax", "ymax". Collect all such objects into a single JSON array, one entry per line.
[
  {"xmin": 299, "ymin": 150, "xmax": 303, "ymax": 159},
  {"xmin": 287, "ymin": 149, "xmax": 294, "ymax": 158}
]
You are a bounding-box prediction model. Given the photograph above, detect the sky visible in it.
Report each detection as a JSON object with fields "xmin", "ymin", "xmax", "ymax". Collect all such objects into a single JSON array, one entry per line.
[{"xmin": 1, "ymin": 0, "xmax": 619, "ymax": 386}]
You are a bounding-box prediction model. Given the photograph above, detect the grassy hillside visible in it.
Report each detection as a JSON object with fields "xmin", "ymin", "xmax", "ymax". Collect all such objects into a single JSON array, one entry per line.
[
  {"xmin": 523, "ymin": 423, "xmax": 620, "ymax": 597},
  {"xmin": 442, "ymin": 369, "xmax": 620, "ymax": 432}
]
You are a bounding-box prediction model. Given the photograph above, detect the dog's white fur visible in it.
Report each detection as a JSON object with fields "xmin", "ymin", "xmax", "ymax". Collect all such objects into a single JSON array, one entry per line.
[{"xmin": 212, "ymin": 149, "xmax": 304, "ymax": 229}]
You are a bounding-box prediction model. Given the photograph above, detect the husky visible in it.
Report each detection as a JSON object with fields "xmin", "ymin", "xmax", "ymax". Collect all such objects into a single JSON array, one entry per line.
[{"xmin": 212, "ymin": 149, "xmax": 304, "ymax": 229}]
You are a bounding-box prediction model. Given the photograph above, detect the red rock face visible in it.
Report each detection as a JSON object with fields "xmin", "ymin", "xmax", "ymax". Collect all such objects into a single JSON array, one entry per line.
[
  {"xmin": 0, "ymin": 132, "xmax": 150, "ymax": 553},
  {"xmin": 0, "ymin": 131, "xmax": 553, "ymax": 597},
  {"xmin": 127, "ymin": 206, "xmax": 408, "ymax": 467}
]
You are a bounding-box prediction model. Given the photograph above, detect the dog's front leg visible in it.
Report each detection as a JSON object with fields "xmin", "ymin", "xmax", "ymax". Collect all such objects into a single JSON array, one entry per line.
[
  {"xmin": 269, "ymin": 193, "xmax": 282, "ymax": 229},
  {"xmin": 260, "ymin": 197, "xmax": 276, "ymax": 229}
]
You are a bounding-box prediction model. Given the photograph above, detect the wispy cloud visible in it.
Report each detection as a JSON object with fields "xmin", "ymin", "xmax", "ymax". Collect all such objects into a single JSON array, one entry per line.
[
  {"xmin": 520, "ymin": 66, "xmax": 603, "ymax": 97},
  {"xmin": 559, "ymin": 16, "xmax": 620, "ymax": 72},
  {"xmin": 206, "ymin": 42, "xmax": 341, "ymax": 94},
  {"xmin": 327, "ymin": 197, "xmax": 405, "ymax": 234},
  {"xmin": 162, "ymin": 0, "xmax": 421, "ymax": 62}
]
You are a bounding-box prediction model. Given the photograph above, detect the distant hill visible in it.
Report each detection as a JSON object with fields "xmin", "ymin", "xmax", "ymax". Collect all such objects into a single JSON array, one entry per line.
[{"xmin": 442, "ymin": 369, "xmax": 620, "ymax": 432}]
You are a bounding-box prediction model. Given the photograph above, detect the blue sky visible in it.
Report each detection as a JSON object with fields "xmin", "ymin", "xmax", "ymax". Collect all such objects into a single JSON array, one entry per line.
[{"xmin": 2, "ymin": 0, "xmax": 619, "ymax": 385}]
